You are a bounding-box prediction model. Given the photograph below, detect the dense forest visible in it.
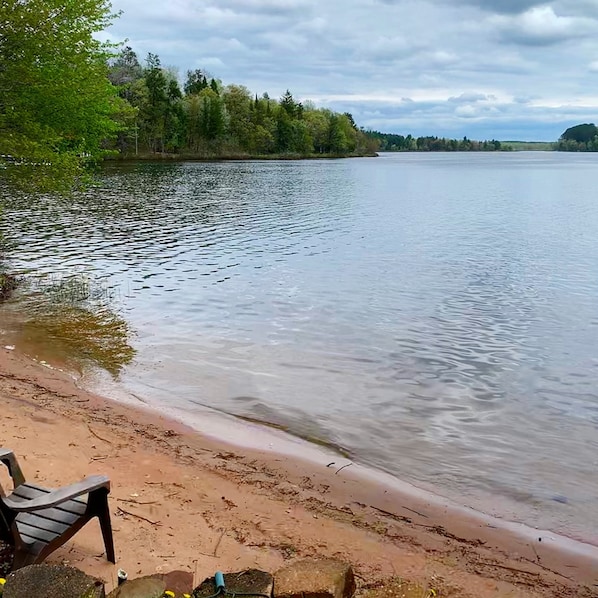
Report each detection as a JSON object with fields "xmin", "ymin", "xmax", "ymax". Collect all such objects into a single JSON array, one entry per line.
[
  {"xmin": 108, "ymin": 48, "xmax": 513, "ymax": 158},
  {"xmin": 107, "ymin": 47, "xmax": 378, "ymax": 159}
]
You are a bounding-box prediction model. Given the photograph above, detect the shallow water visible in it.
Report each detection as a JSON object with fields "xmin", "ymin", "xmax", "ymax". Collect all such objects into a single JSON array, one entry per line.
[{"xmin": 2, "ymin": 152, "xmax": 598, "ymax": 542}]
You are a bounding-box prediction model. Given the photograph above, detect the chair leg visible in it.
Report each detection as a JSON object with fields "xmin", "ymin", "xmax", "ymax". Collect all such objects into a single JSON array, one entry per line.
[
  {"xmin": 98, "ymin": 508, "xmax": 115, "ymax": 563},
  {"xmin": 93, "ymin": 491, "xmax": 116, "ymax": 563}
]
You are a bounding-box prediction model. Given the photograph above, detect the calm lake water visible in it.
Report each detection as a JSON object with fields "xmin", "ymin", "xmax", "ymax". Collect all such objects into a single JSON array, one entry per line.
[{"xmin": 2, "ymin": 152, "xmax": 598, "ymax": 542}]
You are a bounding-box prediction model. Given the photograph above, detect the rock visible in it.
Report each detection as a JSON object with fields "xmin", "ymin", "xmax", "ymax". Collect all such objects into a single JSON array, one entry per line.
[
  {"xmin": 357, "ymin": 579, "xmax": 430, "ymax": 598},
  {"xmin": 107, "ymin": 571, "xmax": 193, "ymax": 598},
  {"xmin": 274, "ymin": 559, "xmax": 355, "ymax": 598},
  {"xmin": 194, "ymin": 570, "xmax": 273, "ymax": 598},
  {"xmin": 3, "ymin": 564, "xmax": 105, "ymax": 598},
  {"xmin": 161, "ymin": 570, "xmax": 194, "ymax": 595},
  {"xmin": 106, "ymin": 577, "xmax": 166, "ymax": 598}
]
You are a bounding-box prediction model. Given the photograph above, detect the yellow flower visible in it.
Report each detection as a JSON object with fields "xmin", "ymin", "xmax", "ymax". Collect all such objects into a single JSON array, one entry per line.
[
  {"xmin": 164, "ymin": 592, "xmax": 175, "ymax": 598},
  {"xmin": 0, "ymin": 578, "xmax": 5, "ymax": 585}
]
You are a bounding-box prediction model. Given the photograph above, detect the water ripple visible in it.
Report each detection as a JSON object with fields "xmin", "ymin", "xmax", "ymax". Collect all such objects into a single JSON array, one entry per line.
[{"xmin": 2, "ymin": 154, "xmax": 598, "ymax": 542}]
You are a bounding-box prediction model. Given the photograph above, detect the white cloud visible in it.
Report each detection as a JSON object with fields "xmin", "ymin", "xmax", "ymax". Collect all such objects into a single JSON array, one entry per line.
[
  {"xmin": 492, "ymin": 5, "xmax": 598, "ymax": 45},
  {"xmin": 455, "ymin": 105, "xmax": 479, "ymax": 118}
]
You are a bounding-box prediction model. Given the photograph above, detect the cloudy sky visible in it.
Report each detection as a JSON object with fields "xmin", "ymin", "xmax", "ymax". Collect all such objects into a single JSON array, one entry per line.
[{"xmin": 103, "ymin": 0, "xmax": 598, "ymax": 140}]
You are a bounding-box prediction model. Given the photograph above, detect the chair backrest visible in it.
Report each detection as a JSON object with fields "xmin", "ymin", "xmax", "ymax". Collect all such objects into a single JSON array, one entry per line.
[
  {"xmin": 0, "ymin": 451, "xmax": 26, "ymax": 497},
  {"xmin": 0, "ymin": 451, "xmax": 25, "ymax": 544},
  {"xmin": 0, "ymin": 460, "xmax": 9, "ymax": 498}
]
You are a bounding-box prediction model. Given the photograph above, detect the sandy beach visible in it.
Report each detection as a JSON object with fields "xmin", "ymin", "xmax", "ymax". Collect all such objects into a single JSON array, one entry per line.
[{"xmin": 0, "ymin": 346, "xmax": 597, "ymax": 597}]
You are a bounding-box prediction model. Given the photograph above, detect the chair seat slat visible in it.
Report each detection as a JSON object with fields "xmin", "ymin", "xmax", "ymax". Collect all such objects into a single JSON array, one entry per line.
[
  {"xmin": 17, "ymin": 513, "xmax": 73, "ymax": 536},
  {"xmin": 15, "ymin": 521, "xmax": 60, "ymax": 544},
  {"xmin": 18, "ymin": 506, "xmax": 82, "ymax": 526}
]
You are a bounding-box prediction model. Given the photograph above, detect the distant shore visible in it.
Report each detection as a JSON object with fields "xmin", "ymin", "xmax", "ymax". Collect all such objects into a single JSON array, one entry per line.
[
  {"xmin": 1, "ymin": 342, "xmax": 597, "ymax": 597},
  {"xmin": 103, "ymin": 145, "xmax": 560, "ymax": 163}
]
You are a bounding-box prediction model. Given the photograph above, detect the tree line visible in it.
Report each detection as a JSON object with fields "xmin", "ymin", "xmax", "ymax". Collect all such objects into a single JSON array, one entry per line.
[
  {"xmin": 364, "ymin": 131, "xmax": 505, "ymax": 152},
  {"xmin": 107, "ymin": 47, "xmax": 378, "ymax": 158}
]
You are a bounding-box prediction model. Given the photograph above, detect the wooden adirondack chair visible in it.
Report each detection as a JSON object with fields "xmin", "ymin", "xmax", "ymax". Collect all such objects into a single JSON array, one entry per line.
[{"xmin": 0, "ymin": 448, "xmax": 115, "ymax": 570}]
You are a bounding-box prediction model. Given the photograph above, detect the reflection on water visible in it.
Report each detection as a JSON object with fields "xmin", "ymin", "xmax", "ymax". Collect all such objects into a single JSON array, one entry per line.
[
  {"xmin": 2, "ymin": 276, "xmax": 135, "ymax": 376},
  {"xmin": 1, "ymin": 153, "xmax": 598, "ymax": 542}
]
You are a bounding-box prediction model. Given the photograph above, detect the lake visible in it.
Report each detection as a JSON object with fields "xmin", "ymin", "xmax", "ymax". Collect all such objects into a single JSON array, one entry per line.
[{"xmin": 2, "ymin": 152, "xmax": 598, "ymax": 543}]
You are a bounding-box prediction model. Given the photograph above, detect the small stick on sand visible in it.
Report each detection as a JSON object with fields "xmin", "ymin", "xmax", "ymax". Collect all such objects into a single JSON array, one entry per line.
[
  {"xmin": 87, "ymin": 425, "xmax": 113, "ymax": 444},
  {"xmin": 213, "ymin": 530, "xmax": 225, "ymax": 557},
  {"xmin": 335, "ymin": 463, "xmax": 353, "ymax": 475},
  {"xmin": 117, "ymin": 506, "xmax": 161, "ymax": 526}
]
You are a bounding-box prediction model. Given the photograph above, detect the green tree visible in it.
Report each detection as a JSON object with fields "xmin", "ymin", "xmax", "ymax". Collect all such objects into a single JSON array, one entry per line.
[
  {"xmin": 343, "ymin": 112, "xmax": 357, "ymax": 129},
  {"xmin": 276, "ymin": 109, "xmax": 293, "ymax": 152},
  {"xmin": 165, "ymin": 79, "xmax": 185, "ymax": 152},
  {"xmin": 140, "ymin": 53, "xmax": 168, "ymax": 152},
  {"xmin": 108, "ymin": 46, "xmax": 143, "ymax": 100},
  {"xmin": 561, "ymin": 123, "xmax": 598, "ymax": 144},
  {"xmin": 108, "ymin": 46, "xmax": 143, "ymax": 153},
  {"xmin": 184, "ymin": 69, "xmax": 208, "ymax": 96},
  {"xmin": 336, "ymin": 114, "xmax": 358, "ymax": 152},
  {"xmin": 280, "ymin": 90, "xmax": 297, "ymax": 117},
  {"xmin": 222, "ymin": 85, "xmax": 253, "ymax": 150},
  {"xmin": 327, "ymin": 114, "xmax": 349, "ymax": 153},
  {"xmin": 304, "ymin": 110, "xmax": 329, "ymax": 153},
  {"xmin": 185, "ymin": 87, "xmax": 225, "ymax": 147},
  {"xmin": 0, "ymin": 0, "xmax": 121, "ymax": 191},
  {"xmin": 185, "ymin": 94, "xmax": 203, "ymax": 151},
  {"xmin": 252, "ymin": 125, "xmax": 275, "ymax": 154}
]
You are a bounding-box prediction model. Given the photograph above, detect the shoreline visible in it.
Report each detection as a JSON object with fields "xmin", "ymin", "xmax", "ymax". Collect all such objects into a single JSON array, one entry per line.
[
  {"xmin": 86, "ymin": 368, "xmax": 598, "ymax": 550},
  {"xmin": 103, "ymin": 151, "xmax": 378, "ymax": 162},
  {"xmin": 1, "ymin": 346, "xmax": 597, "ymax": 596}
]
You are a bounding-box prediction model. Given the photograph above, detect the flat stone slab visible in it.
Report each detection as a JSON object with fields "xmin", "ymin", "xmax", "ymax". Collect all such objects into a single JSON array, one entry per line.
[
  {"xmin": 194, "ymin": 570, "xmax": 273, "ymax": 598},
  {"xmin": 3, "ymin": 564, "xmax": 105, "ymax": 598},
  {"xmin": 274, "ymin": 558, "xmax": 355, "ymax": 598}
]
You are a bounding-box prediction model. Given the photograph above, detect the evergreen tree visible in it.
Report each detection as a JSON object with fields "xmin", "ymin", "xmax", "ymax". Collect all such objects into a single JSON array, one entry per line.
[
  {"xmin": 141, "ymin": 53, "xmax": 168, "ymax": 152},
  {"xmin": 280, "ymin": 90, "xmax": 296, "ymax": 117},
  {"xmin": 184, "ymin": 69, "xmax": 208, "ymax": 96}
]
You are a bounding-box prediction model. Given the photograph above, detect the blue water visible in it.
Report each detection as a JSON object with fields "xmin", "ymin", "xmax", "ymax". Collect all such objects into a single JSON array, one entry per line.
[{"xmin": 2, "ymin": 152, "xmax": 598, "ymax": 541}]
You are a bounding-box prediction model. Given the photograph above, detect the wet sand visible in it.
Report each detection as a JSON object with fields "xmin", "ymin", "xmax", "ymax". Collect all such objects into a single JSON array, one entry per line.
[{"xmin": 0, "ymin": 346, "xmax": 597, "ymax": 596}]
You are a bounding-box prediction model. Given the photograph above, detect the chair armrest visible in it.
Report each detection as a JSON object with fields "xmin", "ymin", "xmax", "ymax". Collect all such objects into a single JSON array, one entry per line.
[
  {"xmin": 3, "ymin": 475, "xmax": 110, "ymax": 512},
  {"xmin": 0, "ymin": 448, "xmax": 26, "ymax": 488}
]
